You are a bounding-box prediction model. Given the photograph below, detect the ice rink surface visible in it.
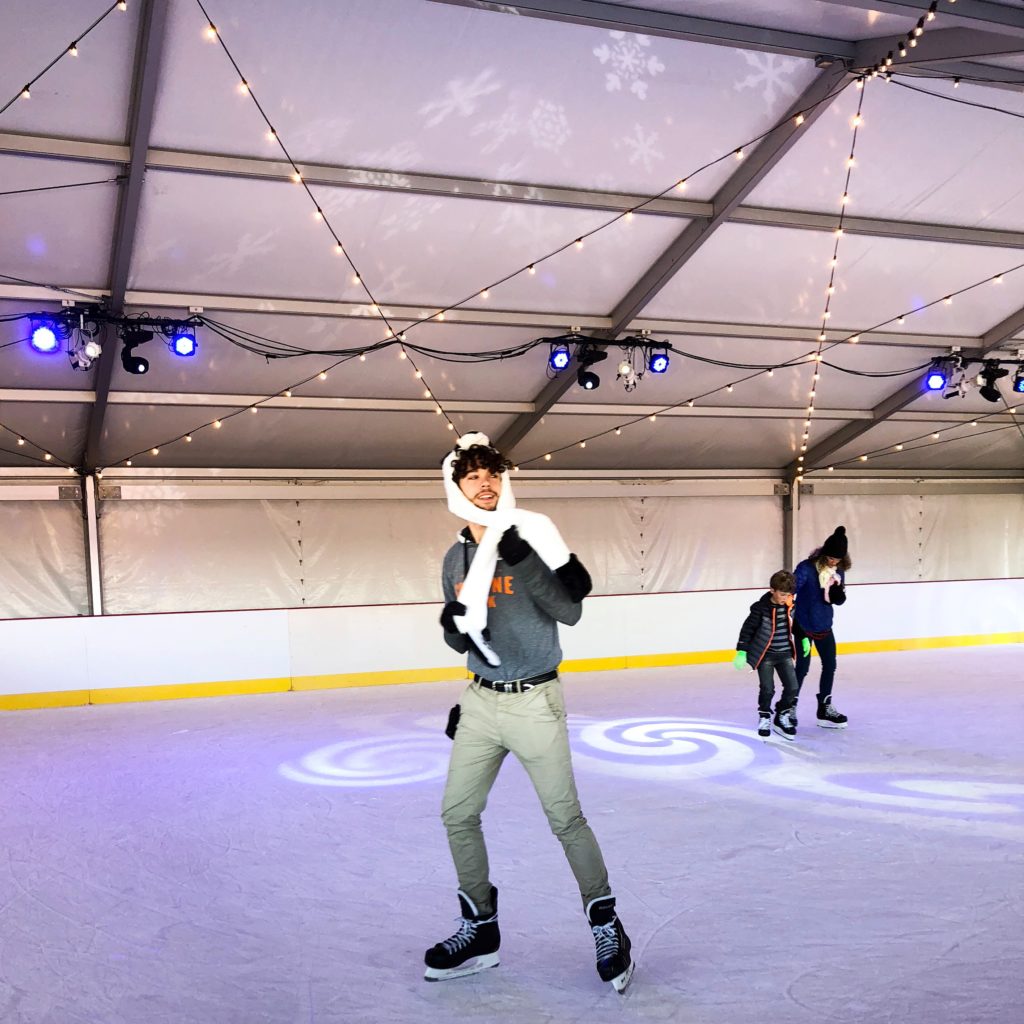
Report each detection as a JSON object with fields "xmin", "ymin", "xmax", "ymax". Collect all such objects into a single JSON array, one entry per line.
[{"xmin": 2, "ymin": 645, "xmax": 1022, "ymax": 1024}]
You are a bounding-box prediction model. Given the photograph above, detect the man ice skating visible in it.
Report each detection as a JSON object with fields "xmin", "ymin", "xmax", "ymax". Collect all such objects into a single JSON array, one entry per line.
[{"xmin": 423, "ymin": 432, "xmax": 634, "ymax": 993}]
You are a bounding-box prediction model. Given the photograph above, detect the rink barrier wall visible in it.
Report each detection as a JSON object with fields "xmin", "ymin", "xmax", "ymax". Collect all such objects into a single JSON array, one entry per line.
[{"xmin": 1, "ymin": 579, "xmax": 1022, "ymax": 710}]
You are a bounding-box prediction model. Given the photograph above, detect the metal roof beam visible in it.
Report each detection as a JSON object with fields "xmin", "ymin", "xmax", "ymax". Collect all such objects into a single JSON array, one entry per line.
[
  {"xmin": 5, "ymin": 133, "xmax": 1024, "ymax": 249},
  {"xmin": 497, "ymin": 58, "xmax": 861, "ymax": 455},
  {"xmin": 426, "ymin": 0, "xmax": 856, "ymax": 60},
  {"xmin": 82, "ymin": 0, "xmax": 168, "ymax": 472}
]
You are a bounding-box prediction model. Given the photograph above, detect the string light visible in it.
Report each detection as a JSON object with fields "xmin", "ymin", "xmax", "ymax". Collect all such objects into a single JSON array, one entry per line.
[
  {"xmin": 205, "ymin": 23, "xmax": 217, "ymax": 40},
  {"xmin": 117, "ymin": 1, "xmax": 127, "ymax": 10},
  {"xmin": 185, "ymin": 434, "xmax": 193, "ymax": 442},
  {"xmin": 318, "ymin": 371, "xmax": 327, "ymax": 380},
  {"xmin": 213, "ymin": 419, "xmax": 222, "ymax": 429},
  {"xmin": 150, "ymin": 447, "xmax": 159, "ymax": 455},
  {"xmin": 528, "ymin": 264, "xmax": 536, "ymax": 274},
  {"xmin": 21, "ymin": 87, "xmax": 30, "ymax": 100},
  {"xmin": 794, "ymin": 113, "xmax": 805, "ymax": 126},
  {"xmin": 574, "ymin": 238, "xmax": 584, "ymax": 249},
  {"xmin": 43, "ymin": 453, "xmax": 52, "ymax": 461},
  {"xmin": 675, "ymin": 180, "xmax": 687, "ymax": 192},
  {"xmin": 734, "ymin": 148, "xmax": 744, "ymax": 160},
  {"xmin": 69, "ymin": 42, "xmax": 79, "ymax": 56}
]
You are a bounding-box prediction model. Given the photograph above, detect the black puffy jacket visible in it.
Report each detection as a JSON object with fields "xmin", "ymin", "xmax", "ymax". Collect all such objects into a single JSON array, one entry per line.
[{"xmin": 737, "ymin": 592, "xmax": 796, "ymax": 667}]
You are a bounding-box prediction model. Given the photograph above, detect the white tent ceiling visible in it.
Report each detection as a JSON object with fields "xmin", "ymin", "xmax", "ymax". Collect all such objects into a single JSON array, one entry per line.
[{"xmin": 1, "ymin": 0, "xmax": 1023, "ymax": 478}]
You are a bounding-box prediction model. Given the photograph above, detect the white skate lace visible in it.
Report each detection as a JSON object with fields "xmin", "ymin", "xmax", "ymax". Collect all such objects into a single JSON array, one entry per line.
[
  {"xmin": 822, "ymin": 704, "xmax": 843, "ymax": 719},
  {"xmin": 592, "ymin": 922, "xmax": 619, "ymax": 961},
  {"xmin": 441, "ymin": 918, "xmax": 477, "ymax": 953}
]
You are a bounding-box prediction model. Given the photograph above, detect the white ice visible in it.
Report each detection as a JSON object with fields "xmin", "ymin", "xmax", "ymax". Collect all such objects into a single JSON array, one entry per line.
[{"xmin": 1, "ymin": 645, "xmax": 1022, "ymax": 1024}]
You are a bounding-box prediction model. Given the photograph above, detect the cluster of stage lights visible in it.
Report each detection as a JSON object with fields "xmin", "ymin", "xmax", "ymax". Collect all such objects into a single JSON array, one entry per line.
[
  {"xmin": 924, "ymin": 353, "xmax": 1024, "ymax": 402},
  {"xmin": 547, "ymin": 335, "xmax": 670, "ymax": 391},
  {"xmin": 27, "ymin": 311, "xmax": 198, "ymax": 375}
]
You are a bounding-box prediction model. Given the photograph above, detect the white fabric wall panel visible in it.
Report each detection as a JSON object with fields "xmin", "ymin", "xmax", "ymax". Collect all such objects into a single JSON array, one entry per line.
[
  {"xmin": 641, "ymin": 496, "xmax": 783, "ymax": 592},
  {"xmin": 798, "ymin": 495, "xmax": 923, "ymax": 583},
  {"xmin": 921, "ymin": 494, "xmax": 1024, "ymax": 582},
  {"xmin": 800, "ymin": 494, "xmax": 1024, "ymax": 584},
  {"xmin": 297, "ymin": 499, "xmax": 454, "ymax": 606},
  {"xmin": 0, "ymin": 501, "xmax": 88, "ymax": 618},
  {"xmin": 524, "ymin": 497, "xmax": 641, "ymax": 596},
  {"xmin": 99, "ymin": 500, "xmax": 303, "ymax": 613}
]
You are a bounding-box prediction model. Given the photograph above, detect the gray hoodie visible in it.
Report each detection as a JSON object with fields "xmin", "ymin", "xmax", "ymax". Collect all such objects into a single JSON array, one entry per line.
[{"xmin": 441, "ymin": 528, "xmax": 582, "ymax": 679}]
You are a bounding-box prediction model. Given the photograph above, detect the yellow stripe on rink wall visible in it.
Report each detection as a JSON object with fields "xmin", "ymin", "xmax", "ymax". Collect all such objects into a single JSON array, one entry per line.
[{"xmin": 2, "ymin": 631, "xmax": 1021, "ymax": 710}]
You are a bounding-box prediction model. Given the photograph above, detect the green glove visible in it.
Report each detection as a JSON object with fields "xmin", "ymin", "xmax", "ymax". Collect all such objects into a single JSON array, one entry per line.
[
  {"xmin": 732, "ymin": 650, "xmax": 747, "ymax": 671},
  {"xmin": 801, "ymin": 637, "xmax": 811, "ymax": 657}
]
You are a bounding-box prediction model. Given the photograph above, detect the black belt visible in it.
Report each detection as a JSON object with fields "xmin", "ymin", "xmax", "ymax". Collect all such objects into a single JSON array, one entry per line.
[{"xmin": 473, "ymin": 670, "xmax": 558, "ymax": 694}]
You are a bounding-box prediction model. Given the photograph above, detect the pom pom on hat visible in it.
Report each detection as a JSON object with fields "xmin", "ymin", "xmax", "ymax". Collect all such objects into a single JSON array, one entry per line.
[
  {"xmin": 821, "ymin": 525, "xmax": 848, "ymax": 559},
  {"xmin": 456, "ymin": 431, "xmax": 491, "ymax": 451}
]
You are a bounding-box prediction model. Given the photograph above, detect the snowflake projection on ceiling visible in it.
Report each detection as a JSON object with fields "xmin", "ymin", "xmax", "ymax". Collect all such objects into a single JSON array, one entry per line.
[
  {"xmin": 614, "ymin": 123, "xmax": 665, "ymax": 173},
  {"xmin": 592, "ymin": 31, "xmax": 665, "ymax": 100},
  {"xmin": 419, "ymin": 68, "xmax": 503, "ymax": 128},
  {"xmin": 733, "ymin": 50, "xmax": 802, "ymax": 110},
  {"xmin": 472, "ymin": 96, "xmax": 573, "ymax": 156}
]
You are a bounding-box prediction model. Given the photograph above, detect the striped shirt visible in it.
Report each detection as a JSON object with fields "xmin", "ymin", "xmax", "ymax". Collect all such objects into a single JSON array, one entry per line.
[{"xmin": 768, "ymin": 602, "xmax": 792, "ymax": 654}]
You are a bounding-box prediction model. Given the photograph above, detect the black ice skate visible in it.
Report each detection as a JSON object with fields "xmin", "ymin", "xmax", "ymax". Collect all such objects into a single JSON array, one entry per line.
[
  {"xmin": 586, "ymin": 896, "xmax": 634, "ymax": 994},
  {"xmin": 772, "ymin": 707, "xmax": 796, "ymax": 741},
  {"xmin": 757, "ymin": 713, "xmax": 771, "ymax": 739},
  {"xmin": 424, "ymin": 887, "xmax": 500, "ymax": 982},
  {"xmin": 817, "ymin": 696, "xmax": 848, "ymax": 729}
]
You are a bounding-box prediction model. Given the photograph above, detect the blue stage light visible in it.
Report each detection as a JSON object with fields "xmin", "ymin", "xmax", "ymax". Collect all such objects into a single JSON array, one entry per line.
[
  {"xmin": 649, "ymin": 349, "xmax": 669, "ymax": 374},
  {"xmin": 1013, "ymin": 367, "xmax": 1024, "ymax": 394},
  {"xmin": 30, "ymin": 323, "xmax": 59, "ymax": 354},
  {"xmin": 549, "ymin": 345, "xmax": 571, "ymax": 371},
  {"xmin": 925, "ymin": 370, "xmax": 946, "ymax": 391},
  {"xmin": 170, "ymin": 330, "xmax": 198, "ymax": 357}
]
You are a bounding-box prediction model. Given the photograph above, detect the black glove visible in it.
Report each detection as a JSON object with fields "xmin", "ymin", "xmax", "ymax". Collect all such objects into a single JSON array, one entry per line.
[
  {"xmin": 556, "ymin": 554, "xmax": 592, "ymax": 602},
  {"xmin": 444, "ymin": 704, "xmax": 461, "ymax": 740},
  {"xmin": 497, "ymin": 526, "xmax": 532, "ymax": 566},
  {"xmin": 828, "ymin": 583, "xmax": 846, "ymax": 606},
  {"xmin": 440, "ymin": 601, "xmax": 466, "ymax": 633}
]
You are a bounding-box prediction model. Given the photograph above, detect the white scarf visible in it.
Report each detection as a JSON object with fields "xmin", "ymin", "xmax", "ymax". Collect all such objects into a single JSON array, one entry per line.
[{"xmin": 442, "ymin": 432, "xmax": 571, "ymax": 667}]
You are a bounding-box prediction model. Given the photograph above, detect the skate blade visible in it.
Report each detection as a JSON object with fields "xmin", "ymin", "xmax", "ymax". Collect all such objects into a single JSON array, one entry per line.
[
  {"xmin": 611, "ymin": 959, "xmax": 635, "ymax": 994},
  {"xmin": 771, "ymin": 726, "xmax": 795, "ymax": 742},
  {"xmin": 816, "ymin": 721, "xmax": 847, "ymax": 729},
  {"xmin": 424, "ymin": 953, "xmax": 499, "ymax": 982}
]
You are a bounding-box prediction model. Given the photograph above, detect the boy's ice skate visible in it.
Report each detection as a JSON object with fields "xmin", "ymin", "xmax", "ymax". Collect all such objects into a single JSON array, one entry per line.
[
  {"xmin": 586, "ymin": 896, "xmax": 634, "ymax": 994},
  {"xmin": 757, "ymin": 713, "xmax": 771, "ymax": 740},
  {"xmin": 424, "ymin": 887, "xmax": 500, "ymax": 981},
  {"xmin": 772, "ymin": 707, "xmax": 796, "ymax": 741},
  {"xmin": 817, "ymin": 696, "xmax": 848, "ymax": 729}
]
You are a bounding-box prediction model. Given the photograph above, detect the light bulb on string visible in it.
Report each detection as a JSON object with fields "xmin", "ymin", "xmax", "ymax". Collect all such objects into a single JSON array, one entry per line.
[
  {"xmin": 205, "ymin": 23, "xmax": 217, "ymax": 40},
  {"xmin": 528, "ymin": 264, "xmax": 536, "ymax": 274},
  {"xmin": 574, "ymin": 238, "xmax": 584, "ymax": 250},
  {"xmin": 20, "ymin": 86, "xmax": 30, "ymax": 99},
  {"xmin": 213, "ymin": 419, "xmax": 222, "ymax": 429},
  {"xmin": 69, "ymin": 42, "xmax": 78, "ymax": 56},
  {"xmin": 676, "ymin": 179, "xmax": 687, "ymax": 192}
]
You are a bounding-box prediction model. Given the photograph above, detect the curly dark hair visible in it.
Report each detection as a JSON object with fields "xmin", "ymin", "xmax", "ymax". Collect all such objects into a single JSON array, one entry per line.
[
  {"xmin": 450, "ymin": 444, "xmax": 512, "ymax": 484},
  {"xmin": 809, "ymin": 547, "xmax": 853, "ymax": 572}
]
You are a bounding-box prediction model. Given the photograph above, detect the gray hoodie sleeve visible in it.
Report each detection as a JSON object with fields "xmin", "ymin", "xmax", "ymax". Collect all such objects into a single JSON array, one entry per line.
[{"xmin": 513, "ymin": 551, "xmax": 583, "ymax": 626}]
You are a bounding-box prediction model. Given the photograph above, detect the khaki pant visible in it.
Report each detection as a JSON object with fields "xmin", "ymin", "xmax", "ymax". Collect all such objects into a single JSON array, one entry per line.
[{"xmin": 441, "ymin": 678, "xmax": 610, "ymax": 916}]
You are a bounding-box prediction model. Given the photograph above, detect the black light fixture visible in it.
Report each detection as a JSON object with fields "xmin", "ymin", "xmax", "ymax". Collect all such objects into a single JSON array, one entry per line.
[
  {"xmin": 575, "ymin": 344, "xmax": 608, "ymax": 390},
  {"xmin": 977, "ymin": 360, "xmax": 1008, "ymax": 403},
  {"xmin": 120, "ymin": 325, "xmax": 154, "ymax": 375}
]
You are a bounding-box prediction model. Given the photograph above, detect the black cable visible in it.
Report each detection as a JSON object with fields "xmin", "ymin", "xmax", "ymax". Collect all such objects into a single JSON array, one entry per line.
[
  {"xmin": 0, "ymin": 2, "xmax": 124, "ymax": 118},
  {"xmin": 0, "ymin": 175, "xmax": 124, "ymax": 199}
]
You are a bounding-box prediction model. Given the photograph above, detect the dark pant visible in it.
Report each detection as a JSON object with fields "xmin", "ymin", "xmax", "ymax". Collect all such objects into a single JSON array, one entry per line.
[
  {"xmin": 794, "ymin": 624, "xmax": 837, "ymax": 701},
  {"xmin": 756, "ymin": 652, "xmax": 799, "ymax": 714}
]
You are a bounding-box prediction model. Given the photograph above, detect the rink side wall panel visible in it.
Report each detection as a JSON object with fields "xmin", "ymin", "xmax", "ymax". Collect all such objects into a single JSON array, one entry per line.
[{"xmin": 1, "ymin": 579, "xmax": 1022, "ymax": 707}]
